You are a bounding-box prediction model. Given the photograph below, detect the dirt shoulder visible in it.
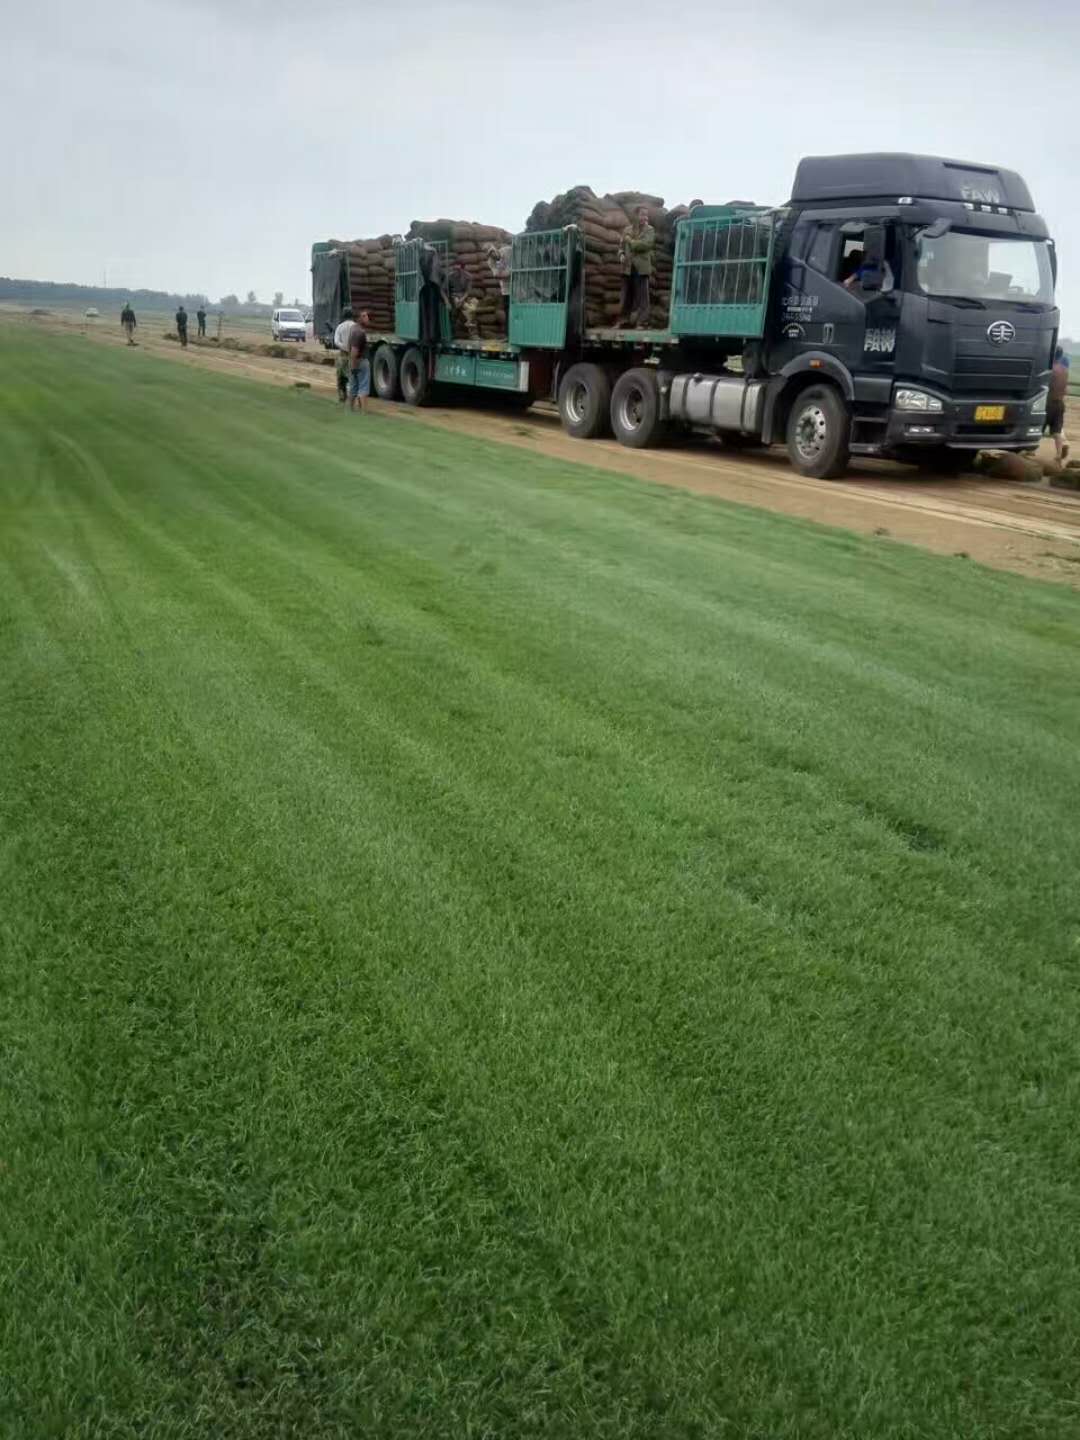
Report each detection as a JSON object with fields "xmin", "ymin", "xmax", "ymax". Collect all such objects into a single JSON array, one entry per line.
[{"xmin": 7, "ymin": 305, "xmax": 1080, "ymax": 587}]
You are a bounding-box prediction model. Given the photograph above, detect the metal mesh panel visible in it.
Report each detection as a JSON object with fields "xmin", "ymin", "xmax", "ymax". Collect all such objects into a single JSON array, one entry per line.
[
  {"xmin": 394, "ymin": 239, "xmax": 450, "ymax": 342},
  {"xmin": 510, "ymin": 229, "xmax": 574, "ymax": 348},
  {"xmin": 671, "ymin": 213, "xmax": 775, "ymax": 337},
  {"xmin": 511, "ymin": 231, "xmax": 570, "ymax": 305}
]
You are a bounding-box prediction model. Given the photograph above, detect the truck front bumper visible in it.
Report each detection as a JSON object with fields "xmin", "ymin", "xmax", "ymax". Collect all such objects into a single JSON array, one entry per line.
[{"xmin": 885, "ymin": 396, "xmax": 1044, "ymax": 452}]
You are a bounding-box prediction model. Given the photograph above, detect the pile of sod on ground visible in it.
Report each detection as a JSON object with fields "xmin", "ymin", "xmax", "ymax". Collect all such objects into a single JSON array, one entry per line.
[{"xmin": 2, "ymin": 326, "xmax": 1079, "ymax": 1440}]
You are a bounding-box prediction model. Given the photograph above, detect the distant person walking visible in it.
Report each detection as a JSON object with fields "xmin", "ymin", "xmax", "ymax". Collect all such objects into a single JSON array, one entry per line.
[
  {"xmin": 175, "ymin": 304, "xmax": 189, "ymax": 348},
  {"xmin": 120, "ymin": 303, "xmax": 137, "ymax": 345},
  {"xmin": 618, "ymin": 206, "xmax": 656, "ymax": 329},
  {"xmin": 196, "ymin": 305, "xmax": 207, "ymax": 339},
  {"xmin": 1047, "ymin": 347, "xmax": 1070, "ymax": 464},
  {"xmin": 333, "ymin": 307, "xmax": 356, "ymax": 403}
]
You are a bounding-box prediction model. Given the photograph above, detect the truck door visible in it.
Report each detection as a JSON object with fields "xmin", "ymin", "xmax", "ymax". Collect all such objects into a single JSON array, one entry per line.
[{"xmin": 769, "ymin": 219, "xmax": 899, "ymax": 377}]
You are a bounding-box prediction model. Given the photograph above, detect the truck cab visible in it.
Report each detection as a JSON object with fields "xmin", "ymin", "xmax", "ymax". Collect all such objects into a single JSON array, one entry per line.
[{"xmin": 762, "ymin": 153, "xmax": 1058, "ymax": 474}]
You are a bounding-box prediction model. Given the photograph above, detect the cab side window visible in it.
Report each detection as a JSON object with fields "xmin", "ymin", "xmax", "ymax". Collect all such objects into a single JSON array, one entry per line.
[{"xmin": 805, "ymin": 224, "xmax": 837, "ymax": 277}]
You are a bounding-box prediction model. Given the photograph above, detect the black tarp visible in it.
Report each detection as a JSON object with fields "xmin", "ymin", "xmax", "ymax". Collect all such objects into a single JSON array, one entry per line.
[{"xmin": 312, "ymin": 251, "xmax": 348, "ymax": 344}]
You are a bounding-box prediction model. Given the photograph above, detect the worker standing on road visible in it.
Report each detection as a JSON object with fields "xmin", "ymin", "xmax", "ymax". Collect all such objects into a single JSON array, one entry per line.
[
  {"xmin": 333, "ymin": 307, "xmax": 356, "ymax": 403},
  {"xmin": 196, "ymin": 305, "xmax": 207, "ymax": 339},
  {"xmin": 348, "ymin": 310, "xmax": 371, "ymax": 414},
  {"xmin": 1046, "ymin": 347, "xmax": 1070, "ymax": 464},
  {"xmin": 120, "ymin": 303, "xmax": 137, "ymax": 345},
  {"xmin": 618, "ymin": 206, "xmax": 656, "ymax": 329},
  {"xmin": 175, "ymin": 304, "xmax": 189, "ymax": 348}
]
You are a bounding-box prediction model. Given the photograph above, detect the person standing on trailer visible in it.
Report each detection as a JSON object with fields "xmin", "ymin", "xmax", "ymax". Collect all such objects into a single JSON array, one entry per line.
[
  {"xmin": 486, "ymin": 243, "xmax": 512, "ymax": 333},
  {"xmin": 333, "ymin": 307, "xmax": 356, "ymax": 403},
  {"xmin": 618, "ymin": 206, "xmax": 656, "ymax": 329},
  {"xmin": 175, "ymin": 304, "xmax": 189, "ymax": 347},
  {"xmin": 120, "ymin": 302, "xmax": 137, "ymax": 345}
]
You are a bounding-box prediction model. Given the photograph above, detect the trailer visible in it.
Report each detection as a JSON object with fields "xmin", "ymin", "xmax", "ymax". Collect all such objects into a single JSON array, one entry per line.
[{"xmin": 313, "ymin": 154, "xmax": 1059, "ymax": 479}]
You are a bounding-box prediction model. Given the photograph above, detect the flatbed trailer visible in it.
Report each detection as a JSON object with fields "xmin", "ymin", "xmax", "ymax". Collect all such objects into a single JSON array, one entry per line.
[{"xmin": 315, "ymin": 155, "xmax": 1059, "ymax": 478}]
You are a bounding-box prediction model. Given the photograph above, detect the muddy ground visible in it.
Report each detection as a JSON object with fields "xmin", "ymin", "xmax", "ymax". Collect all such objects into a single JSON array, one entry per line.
[{"xmin": 6, "ymin": 304, "xmax": 1080, "ymax": 587}]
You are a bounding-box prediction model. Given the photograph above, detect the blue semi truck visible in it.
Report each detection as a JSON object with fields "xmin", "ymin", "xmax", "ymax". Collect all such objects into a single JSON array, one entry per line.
[{"xmin": 312, "ymin": 153, "xmax": 1059, "ymax": 479}]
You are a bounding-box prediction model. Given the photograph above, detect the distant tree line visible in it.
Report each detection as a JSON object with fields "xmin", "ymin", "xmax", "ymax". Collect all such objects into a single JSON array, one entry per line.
[
  {"xmin": 0, "ymin": 278, "xmax": 309, "ymax": 316},
  {"xmin": 0, "ymin": 277, "xmax": 210, "ymax": 310}
]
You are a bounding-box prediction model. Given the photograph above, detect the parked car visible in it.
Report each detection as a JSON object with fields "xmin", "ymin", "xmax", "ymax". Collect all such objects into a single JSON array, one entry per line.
[{"xmin": 271, "ymin": 307, "xmax": 307, "ymax": 342}]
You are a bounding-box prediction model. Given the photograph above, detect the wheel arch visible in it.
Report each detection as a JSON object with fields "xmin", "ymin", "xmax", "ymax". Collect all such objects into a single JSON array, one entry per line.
[{"xmin": 762, "ymin": 354, "xmax": 854, "ymax": 444}]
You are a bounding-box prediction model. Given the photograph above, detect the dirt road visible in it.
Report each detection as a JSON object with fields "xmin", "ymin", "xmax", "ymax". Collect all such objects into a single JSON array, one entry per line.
[{"xmin": 7, "ymin": 305, "xmax": 1080, "ymax": 586}]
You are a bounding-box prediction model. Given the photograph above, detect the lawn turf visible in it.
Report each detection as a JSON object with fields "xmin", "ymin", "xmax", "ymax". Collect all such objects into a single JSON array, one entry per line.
[{"xmin": 2, "ymin": 325, "xmax": 1080, "ymax": 1439}]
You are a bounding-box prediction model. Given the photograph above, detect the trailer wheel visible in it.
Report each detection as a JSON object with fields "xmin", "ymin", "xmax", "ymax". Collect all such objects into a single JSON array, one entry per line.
[
  {"xmin": 400, "ymin": 346, "xmax": 430, "ymax": 407},
  {"xmin": 611, "ymin": 367, "xmax": 666, "ymax": 449},
  {"xmin": 558, "ymin": 362, "xmax": 611, "ymax": 439},
  {"xmin": 372, "ymin": 344, "xmax": 402, "ymax": 401},
  {"xmin": 786, "ymin": 384, "xmax": 851, "ymax": 479}
]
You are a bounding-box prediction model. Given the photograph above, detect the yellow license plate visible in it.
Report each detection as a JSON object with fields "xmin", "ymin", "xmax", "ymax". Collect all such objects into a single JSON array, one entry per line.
[{"xmin": 974, "ymin": 405, "xmax": 1006, "ymax": 422}]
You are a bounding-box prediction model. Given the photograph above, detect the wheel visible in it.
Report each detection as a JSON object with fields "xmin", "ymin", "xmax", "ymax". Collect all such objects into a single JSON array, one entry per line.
[
  {"xmin": 610, "ymin": 367, "xmax": 666, "ymax": 449},
  {"xmin": 785, "ymin": 384, "xmax": 851, "ymax": 479},
  {"xmin": 372, "ymin": 343, "xmax": 402, "ymax": 401},
  {"xmin": 557, "ymin": 362, "xmax": 611, "ymax": 439},
  {"xmin": 400, "ymin": 346, "xmax": 430, "ymax": 406}
]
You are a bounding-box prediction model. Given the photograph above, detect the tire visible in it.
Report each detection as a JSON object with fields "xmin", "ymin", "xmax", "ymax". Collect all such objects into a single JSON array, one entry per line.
[
  {"xmin": 610, "ymin": 367, "xmax": 666, "ymax": 449},
  {"xmin": 400, "ymin": 346, "xmax": 430, "ymax": 407},
  {"xmin": 372, "ymin": 343, "xmax": 402, "ymax": 401},
  {"xmin": 785, "ymin": 384, "xmax": 852, "ymax": 479},
  {"xmin": 557, "ymin": 362, "xmax": 611, "ymax": 439}
]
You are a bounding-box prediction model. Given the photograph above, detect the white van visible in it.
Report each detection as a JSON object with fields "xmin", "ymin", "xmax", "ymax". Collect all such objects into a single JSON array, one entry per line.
[{"xmin": 271, "ymin": 308, "xmax": 307, "ymax": 342}]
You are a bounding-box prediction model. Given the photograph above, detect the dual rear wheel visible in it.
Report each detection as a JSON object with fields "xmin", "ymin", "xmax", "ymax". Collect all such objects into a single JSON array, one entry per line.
[
  {"xmin": 371, "ymin": 343, "xmax": 430, "ymax": 405},
  {"xmin": 557, "ymin": 363, "xmax": 666, "ymax": 448}
]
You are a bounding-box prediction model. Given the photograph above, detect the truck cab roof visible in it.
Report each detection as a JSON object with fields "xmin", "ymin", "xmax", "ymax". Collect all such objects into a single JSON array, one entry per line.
[{"xmin": 791, "ymin": 153, "xmax": 1035, "ymax": 213}]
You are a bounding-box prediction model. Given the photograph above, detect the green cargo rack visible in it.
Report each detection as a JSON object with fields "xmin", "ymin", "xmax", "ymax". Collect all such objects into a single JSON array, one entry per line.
[
  {"xmin": 509, "ymin": 227, "xmax": 580, "ymax": 349},
  {"xmin": 394, "ymin": 237, "xmax": 451, "ymax": 342},
  {"xmin": 669, "ymin": 209, "xmax": 777, "ymax": 339}
]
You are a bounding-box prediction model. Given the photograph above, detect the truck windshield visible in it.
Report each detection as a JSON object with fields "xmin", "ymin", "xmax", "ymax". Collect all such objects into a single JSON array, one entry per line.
[{"xmin": 916, "ymin": 232, "xmax": 1054, "ymax": 305}]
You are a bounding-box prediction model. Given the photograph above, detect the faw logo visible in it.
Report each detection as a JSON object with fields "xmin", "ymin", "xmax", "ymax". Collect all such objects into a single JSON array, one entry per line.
[{"xmin": 987, "ymin": 321, "xmax": 1016, "ymax": 346}]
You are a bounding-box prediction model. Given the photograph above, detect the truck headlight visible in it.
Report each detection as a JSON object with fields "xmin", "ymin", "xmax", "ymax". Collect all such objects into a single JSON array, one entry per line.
[
  {"xmin": 895, "ymin": 389, "xmax": 944, "ymax": 412},
  {"xmin": 1030, "ymin": 388, "xmax": 1048, "ymax": 416}
]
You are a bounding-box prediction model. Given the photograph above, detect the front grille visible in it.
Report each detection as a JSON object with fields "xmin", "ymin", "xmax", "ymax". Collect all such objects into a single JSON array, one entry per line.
[{"xmin": 952, "ymin": 352, "xmax": 1033, "ymax": 396}]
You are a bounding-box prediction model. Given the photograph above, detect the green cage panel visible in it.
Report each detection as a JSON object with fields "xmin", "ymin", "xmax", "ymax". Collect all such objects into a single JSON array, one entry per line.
[
  {"xmin": 670, "ymin": 210, "xmax": 776, "ymax": 338},
  {"xmin": 509, "ymin": 228, "xmax": 578, "ymax": 350},
  {"xmin": 394, "ymin": 238, "xmax": 451, "ymax": 342}
]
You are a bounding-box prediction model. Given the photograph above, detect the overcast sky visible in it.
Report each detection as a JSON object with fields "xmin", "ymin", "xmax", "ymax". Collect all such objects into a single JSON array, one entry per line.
[{"xmin": 5, "ymin": 0, "xmax": 1078, "ymax": 327}]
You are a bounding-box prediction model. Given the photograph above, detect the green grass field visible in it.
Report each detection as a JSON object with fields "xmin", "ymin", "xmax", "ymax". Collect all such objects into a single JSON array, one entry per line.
[{"xmin": 2, "ymin": 326, "xmax": 1080, "ymax": 1439}]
